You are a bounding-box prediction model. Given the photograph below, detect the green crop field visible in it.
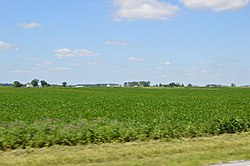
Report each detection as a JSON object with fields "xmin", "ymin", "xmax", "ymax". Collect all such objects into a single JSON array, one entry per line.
[{"xmin": 0, "ymin": 87, "xmax": 250, "ymax": 150}]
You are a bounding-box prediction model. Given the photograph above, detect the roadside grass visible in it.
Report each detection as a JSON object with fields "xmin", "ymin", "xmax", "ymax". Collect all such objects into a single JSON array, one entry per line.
[{"xmin": 1, "ymin": 132, "xmax": 250, "ymax": 166}]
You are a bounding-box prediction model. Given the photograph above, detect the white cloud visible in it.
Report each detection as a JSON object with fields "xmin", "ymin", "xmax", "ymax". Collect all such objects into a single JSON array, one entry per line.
[
  {"xmin": 44, "ymin": 61, "xmax": 54, "ymax": 65},
  {"xmin": 0, "ymin": 41, "xmax": 11, "ymax": 50},
  {"xmin": 52, "ymin": 67, "xmax": 71, "ymax": 72},
  {"xmin": 161, "ymin": 61, "xmax": 171, "ymax": 65},
  {"xmin": 25, "ymin": 56, "xmax": 38, "ymax": 62},
  {"xmin": 181, "ymin": 0, "xmax": 250, "ymax": 11},
  {"xmin": 88, "ymin": 61, "xmax": 99, "ymax": 65},
  {"xmin": 54, "ymin": 48, "xmax": 99, "ymax": 58},
  {"xmin": 12, "ymin": 69, "xmax": 28, "ymax": 73},
  {"xmin": 17, "ymin": 22, "xmax": 42, "ymax": 29},
  {"xmin": 186, "ymin": 68, "xmax": 207, "ymax": 76},
  {"xmin": 105, "ymin": 40, "xmax": 129, "ymax": 46},
  {"xmin": 36, "ymin": 61, "xmax": 54, "ymax": 67},
  {"xmin": 113, "ymin": 0, "xmax": 179, "ymax": 21},
  {"xmin": 54, "ymin": 48, "xmax": 71, "ymax": 54},
  {"xmin": 156, "ymin": 67, "xmax": 163, "ymax": 71},
  {"xmin": 88, "ymin": 60, "xmax": 102, "ymax": 65},
  {"xmin": 128, "ymin": 57, "xmax": 145, "ymax": 62}
]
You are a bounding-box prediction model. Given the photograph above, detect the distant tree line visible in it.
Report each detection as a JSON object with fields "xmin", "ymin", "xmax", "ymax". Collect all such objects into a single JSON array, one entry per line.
[
  {"xmin": 0, "ymin": 83, "xmax": 12, "ymax": 86},
  {"xmin": 205, "ymin": 84, "xmax": 226, "ymax": 88},
  {"xmin": 13, "ymin": 79, "xmax": 43, "ymax": 87},
  {"xmin": 8, "ymin": 79, "xmax": 240, "ymax": 88},
  {"xmin": 40, "ymin": 80, "xmax": 51, "ymax": 87},
  {"xmin": 123, "ymin": 81, "xmax": 150, "ymax": 87},
  {"xmin": 12, "ymin": 79, "xmax": 67, "ymax": 88},
  {"xmin": 158, "ymin": 82, "xmax": 184, "ymax": 87},
  {"xmin": 156, "ymin": 83, "xmax": 238, "ymax": 88},
  {"xmin": 13, "ymin": 81, "xmax": 23, "ymax": 87}
]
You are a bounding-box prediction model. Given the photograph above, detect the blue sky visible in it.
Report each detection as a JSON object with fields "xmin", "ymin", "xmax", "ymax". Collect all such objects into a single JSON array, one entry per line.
[{"xmin": 0, "ymin": 0, "xmax": 250, "ymax": 86}]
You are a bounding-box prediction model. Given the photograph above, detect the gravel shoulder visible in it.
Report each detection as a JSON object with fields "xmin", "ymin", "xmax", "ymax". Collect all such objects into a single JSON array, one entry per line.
[{"xmin": 212, "ymin": 160, "xmax": 250, "ymax": 166}]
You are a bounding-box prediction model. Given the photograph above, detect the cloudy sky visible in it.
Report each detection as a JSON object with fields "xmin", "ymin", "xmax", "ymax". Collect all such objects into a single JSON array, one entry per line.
[{"xmin": 0, "ymin": 0, "xmax": 250, "ymax": 85}]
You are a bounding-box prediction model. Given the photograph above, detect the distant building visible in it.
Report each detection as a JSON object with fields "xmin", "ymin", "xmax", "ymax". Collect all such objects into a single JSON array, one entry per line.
[
  {"xmin": 107, "ymin": 84, "xmax": 120, "ymax": 87},
  {"xmin": 26, "ymin": 83, "xmax": 34, "ymax": 88},
  {"xmin": 75, "ymin": 85, "xmax": 84, "ymax": 88}
]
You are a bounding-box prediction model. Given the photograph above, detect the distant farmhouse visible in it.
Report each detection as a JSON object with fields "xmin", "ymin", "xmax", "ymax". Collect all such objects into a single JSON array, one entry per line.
[
  {"xmin": 75, "ymin": 83, "xmax": 120, "ymax": 87},
  {"xmin": 107, "ymin": 84, "xmax": 120, "ymax": 87},
  {"xmin": 26, "ymin": 83, "xmax": 34, "ymax": 88}
]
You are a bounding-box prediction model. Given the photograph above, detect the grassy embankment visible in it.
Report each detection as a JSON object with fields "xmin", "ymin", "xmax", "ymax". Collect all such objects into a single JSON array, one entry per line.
[{"xmin": 1, "ymin": 132, "xmax": 250, "ymax": 166}]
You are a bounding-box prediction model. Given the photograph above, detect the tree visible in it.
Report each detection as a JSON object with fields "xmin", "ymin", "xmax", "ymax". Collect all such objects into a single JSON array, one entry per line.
[
  {"xmin": 31, "ymin": 79, "xmax": 39, "ymax": 87},
  {"xmin": 139, "ymin": 81, "xmax": 145, "ymax": 87},
  {"xmin": 146, "ymin": 81, "xmax": 151, "ymax": 87},
  {"xmin": 40, "ymin": 80, "xmax": 46, "ymax": 87},
  {"xmin": 139, "ymin": 81, "xmax": 150, "ymax": 87},
  {"xmin": 13, "ymin": 81, "xmax": 23, "ymax": 87},
  {"xmin": 62, "ymin": 82, "xmax": 67, "ymax": 87},
  {"xmin": 40, "ymin": 80, "xmax": 50, "ymax": 87},
  {"xmin": 158, "ymin": 82, "xmax": 184, "ymax": 88},
  {"xmin": 123, "ymin": 82, "xmax": 128, "ymax": 87},
  {"xmin": 231, "ymin": 83, "xmax": 236, "ymax": 87}
]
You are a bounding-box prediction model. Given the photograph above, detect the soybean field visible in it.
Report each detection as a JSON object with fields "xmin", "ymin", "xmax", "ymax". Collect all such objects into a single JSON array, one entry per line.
[{"xmin": 0, "ymin": 87, "xmax": 250, "ymax": 150}]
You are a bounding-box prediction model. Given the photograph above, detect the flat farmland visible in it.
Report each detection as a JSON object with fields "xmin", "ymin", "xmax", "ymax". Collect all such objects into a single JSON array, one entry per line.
[{"xmin": 0, "ymin": 87, "xmax": 250, "ymax": 150}]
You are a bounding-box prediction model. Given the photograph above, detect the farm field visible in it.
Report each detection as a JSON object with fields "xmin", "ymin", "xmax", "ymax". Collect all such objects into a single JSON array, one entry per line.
[{"xmin": 0, "ymin": 87, "xmax": 250, "ymax": 150}]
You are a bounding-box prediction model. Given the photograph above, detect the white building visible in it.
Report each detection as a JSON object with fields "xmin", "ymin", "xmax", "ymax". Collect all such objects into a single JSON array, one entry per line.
[{"xmin": 26, "ymin": 83, "xmax": 34, "ymax": 88}]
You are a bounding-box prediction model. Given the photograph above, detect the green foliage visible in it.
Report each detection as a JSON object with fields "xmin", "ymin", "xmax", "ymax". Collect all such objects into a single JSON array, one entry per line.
[
  {"xmin": 40, "ymin": 80, "xmax": 50, "ymax": 87},
  {"xmin": 13, "ymin": 81, "xmax": 23, "ymax": 87},
  {"xmin": 0, "ymin": 87, "xmax": 250, "ymax": 150},
  {"xmin": 62, "ymin": 82, "xmax": 67, "ymax": 87},
  {"xmin": 124, "ymin": 81, "xmax": 150, "ymax": 87},
  {"xmin": 159, "ymin": 82, "xmax": 184, "ymax": 87},
  {"xmin": 31, "ymin": 79, "xmax": 39, "ymax": 87}
]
